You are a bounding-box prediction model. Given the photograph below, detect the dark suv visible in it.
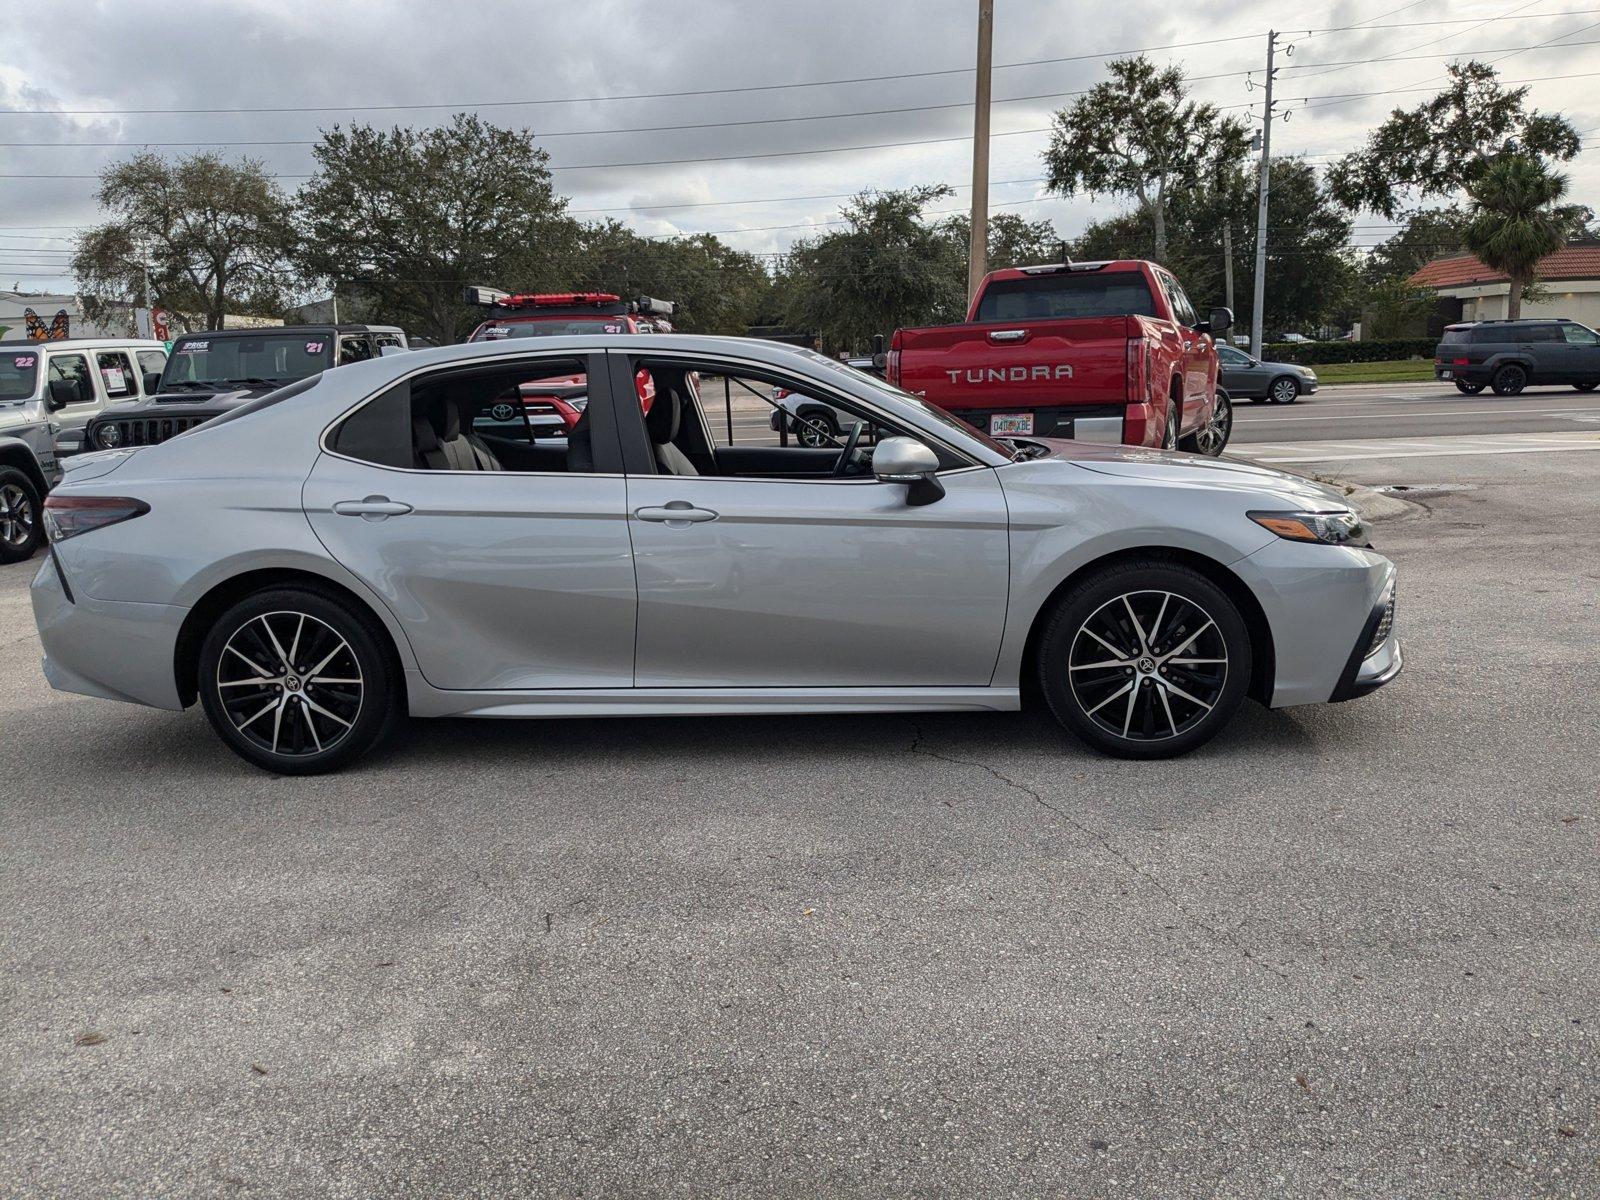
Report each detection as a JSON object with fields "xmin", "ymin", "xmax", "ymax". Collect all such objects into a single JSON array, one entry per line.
[{"xmin": 1434, "ymin": 318, "xmax": 1600, "ymax": 396}]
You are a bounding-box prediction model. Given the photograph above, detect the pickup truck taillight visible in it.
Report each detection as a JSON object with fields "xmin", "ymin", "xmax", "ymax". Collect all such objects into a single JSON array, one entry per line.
[
  {"xmin": 1127, "ymin": 335, "xmax": 1149, "ymax": 402},
  {"xmin": 885, "ymin": 348, "xmax": 901, "ymax": 385}
]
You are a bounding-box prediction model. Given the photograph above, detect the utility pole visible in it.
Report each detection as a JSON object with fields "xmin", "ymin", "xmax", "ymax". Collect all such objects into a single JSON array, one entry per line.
[
  {"xmin": 1249, "ymin": 30, "xmax": 1277, "ymax": 359},
  {"xmin": 1222, "ymin": 224, "xmax": 1235, "ymax": 315},
  {"xmin": 967, "ymin": 0, "xmax": 995, "ymax": 304}
]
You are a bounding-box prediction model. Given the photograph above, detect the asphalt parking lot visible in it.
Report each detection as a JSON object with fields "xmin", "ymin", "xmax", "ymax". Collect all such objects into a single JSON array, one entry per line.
[{"xmin": 2, "ymin": 424, "xmax": 1597, "ymax": 1196}]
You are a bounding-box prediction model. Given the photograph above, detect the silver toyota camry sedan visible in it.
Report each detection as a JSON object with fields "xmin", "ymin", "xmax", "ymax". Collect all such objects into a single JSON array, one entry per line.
[{"xmin": 30, "ymin": 334, "xmax": 1401, "ymax": 774}]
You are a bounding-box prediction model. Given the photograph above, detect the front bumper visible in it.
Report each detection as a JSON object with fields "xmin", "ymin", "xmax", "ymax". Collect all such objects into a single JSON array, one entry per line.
[
  {"xmin": 1332, "ymin": 578, "xmax": 1402, "ymax": 701},
  {"xmin": 31, "ymin": 551, "xmax": 187, "ymax": 710}
]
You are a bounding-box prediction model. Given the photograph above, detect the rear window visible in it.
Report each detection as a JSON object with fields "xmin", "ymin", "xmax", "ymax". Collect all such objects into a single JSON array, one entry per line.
[{"xmin": 973, "ymin": 272, "xmax": 1158, "ymax": 323}]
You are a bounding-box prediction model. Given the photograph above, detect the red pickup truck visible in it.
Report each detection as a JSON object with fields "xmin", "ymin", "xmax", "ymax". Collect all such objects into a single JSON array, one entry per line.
[{"xmin": 887, "ymin": 259, "xmax": 1234, "ymax": 455}]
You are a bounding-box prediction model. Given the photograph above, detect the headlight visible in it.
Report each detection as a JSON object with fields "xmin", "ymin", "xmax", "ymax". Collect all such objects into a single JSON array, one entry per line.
[
  {"xmin": 96, "ymin": 423, "xmax": 121, "ymax": 448},
  {"xmin": 1249, "ymin": 509, "xmax": 1365, "ymax": 546}
]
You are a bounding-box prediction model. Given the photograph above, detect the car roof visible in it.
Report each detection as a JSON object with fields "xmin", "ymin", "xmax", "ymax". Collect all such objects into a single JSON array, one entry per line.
[
  {"xmin": 169, "ymin": 324, "xmax": 395, "ymax": 340},
  {"xmin": 0, "ymin": 336, "xmax": 166, "ymax": 348}
]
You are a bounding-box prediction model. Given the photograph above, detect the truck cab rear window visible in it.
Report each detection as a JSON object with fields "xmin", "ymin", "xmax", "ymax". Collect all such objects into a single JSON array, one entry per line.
[{"xmin": 974, "ymin": 272, "xmax": 1158, "ymax": 323}]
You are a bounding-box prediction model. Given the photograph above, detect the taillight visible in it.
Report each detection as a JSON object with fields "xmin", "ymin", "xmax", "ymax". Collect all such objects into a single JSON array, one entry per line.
[
  {"xmin": 886, "ymin": 348, "xmax": 901, "ymax": 385},
  {"xmin": 1451, "ymin": 357, "xmax": 1469, "ymax": 366},
  {"xmin": 42, "ymin": 495, "xmax": 149, "ymax": 543},
  {"xmin": 1127, "ymin": 336, "xmax": 1148, "ymax": 402}
]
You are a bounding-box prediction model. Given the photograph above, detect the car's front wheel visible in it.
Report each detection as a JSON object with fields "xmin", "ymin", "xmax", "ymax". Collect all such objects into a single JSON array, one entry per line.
[
  {"xmin": 1491, "ymin": 364, "xmax": 1528, "ymax": 396},
  {"xmin": 1181, "ymin": 389, "xmax": 1231, "ymax": 457},
  {"xmin": 198, "ymin": 586, "xmax": 398, "ymax": 774},
  {"xmin": 1038, "ymin": 560, "xmax": 1252, "ymax": 759},
  {"xmin": 0, "ymin": 467, "xmax": 43, "ymax": 564},
  {"xmin": 1268, "ymin": 375, "xmax": 1300, "ymax": 404},
  {"xmin": 1454, "ymin": 380, "xmax": 1486, "ymax": 394},
  {"xmin": 793, "ymin": 410, "xmax": 838, "ymax": 448}
]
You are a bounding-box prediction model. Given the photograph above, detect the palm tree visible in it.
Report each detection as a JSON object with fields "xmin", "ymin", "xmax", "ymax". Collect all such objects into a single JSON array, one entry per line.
[{"xmin": 1462, "ymin": 154, "xmax": 1570, "ymax": 319}]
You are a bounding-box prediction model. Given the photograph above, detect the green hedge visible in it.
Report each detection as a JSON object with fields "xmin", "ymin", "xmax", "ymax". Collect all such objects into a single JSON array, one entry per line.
[{"xmin": 1260, "ymin": 338, "xmax": 1438, "ymax": 365}]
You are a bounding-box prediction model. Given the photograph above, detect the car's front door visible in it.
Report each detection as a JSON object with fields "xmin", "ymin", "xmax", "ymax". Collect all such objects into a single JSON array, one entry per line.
[
  {"xmin": 614, "ymin": 353, "xmax": 1011, "ymax": 689},
  {"xmin": 303, "ymin": 351, "xmax": 639, "ymax": 692},
  {"xmin": 1556, "ymin": 322, "xmax": 1600, "ymax": 381}
]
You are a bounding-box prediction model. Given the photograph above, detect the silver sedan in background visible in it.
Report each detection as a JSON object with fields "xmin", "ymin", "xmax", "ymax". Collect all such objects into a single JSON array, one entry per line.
[{"xmin": 31, "ymin": 334, "xmax": 1400, "ymax": 774}]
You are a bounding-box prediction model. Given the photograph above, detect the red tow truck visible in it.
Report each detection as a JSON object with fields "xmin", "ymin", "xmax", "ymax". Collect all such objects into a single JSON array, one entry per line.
[
  {"xmin": 886, "ymin": 259, "xmax": 1234, "ymax": 455},
  {"xmin": 463, "ymin": 288, "xmax": 674, "ymax": 433}
]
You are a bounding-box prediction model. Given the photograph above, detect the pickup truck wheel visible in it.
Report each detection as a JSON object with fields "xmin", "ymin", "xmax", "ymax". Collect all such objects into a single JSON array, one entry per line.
[
  {"xmin": 0, "ymin": 467, "xmax": 44, "ymax": 564},
  {"xmin": 1161, "ymin": 405, "xmax": 1179, "ymax": 450},
  {"xmin": 1575, "ymin": 382, "xmax": 1598, "ymax": 392},
  {"xmin": 794, "ymin": 410, "xmax": 838, "ymax": 448},
  {"xmin": 1491, "ymin": 364, "xmax": 1528, "ymax": 396},
  {"xmin": 1181, "ymin": 390, "xmax": 1232, "ymax": 457},
  {"xmin": 1454, "ymin": 380, "xmax": 1486, "ymax": 394},
  {"xmin": 1037, "ymin": 561, "xmax": 1251, "ymax": 759}
]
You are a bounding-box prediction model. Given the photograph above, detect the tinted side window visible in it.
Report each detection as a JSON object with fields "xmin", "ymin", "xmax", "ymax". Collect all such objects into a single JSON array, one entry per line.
[
  {"xmin": 1470, "ymin": 327, "xmax": 1507, "ymax": 345},
  {"xmin": 136, "ymin": 350, "xmax": 167, "ymax": 378},
  {"xmin": 1438, "ymin": 329, "xmax": 1470, "ymax": 345},
  {"xmin": 332, "ymin": 382, "xmax": 412, "ymax": 468},
  {"xmin": 47, "ymin": 353, "xmax": 93, "ymax": 403},
  {"xmin": 96, "ymin": 351, "xmax": 136, "ymax": 398},
  {"xmin": 1521, "ymin": 325, "xmax": 1562, "ymax": 343},
  {"xmin": 1562, "ymin": 324, "xmax": 1600, "ymax": 345}
]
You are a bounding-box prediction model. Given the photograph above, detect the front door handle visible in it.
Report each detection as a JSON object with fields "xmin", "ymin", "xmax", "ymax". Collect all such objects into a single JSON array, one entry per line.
[
  {"xmin": 333, "ymin": 496, "xmax": 413, "ymax": 520},
  {"xmin": 635, "ymin": 501, "xmax": 719, "ymax": 526}
]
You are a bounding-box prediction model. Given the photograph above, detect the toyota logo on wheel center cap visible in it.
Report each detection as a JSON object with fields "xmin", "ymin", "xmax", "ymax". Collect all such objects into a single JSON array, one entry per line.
[
  {"xmin": 285, "ymin": 676, "xmax": 302, "ymax": 692},
  {"xmin": 1136, "ymin": 657, "xmax": 1156, "ymax": 674}
]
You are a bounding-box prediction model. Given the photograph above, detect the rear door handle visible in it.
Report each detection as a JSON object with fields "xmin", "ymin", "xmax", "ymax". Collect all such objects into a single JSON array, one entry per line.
[
  {"xmin": 333, "ymin": 496, "xmax": 413, "ymax": 520},
  {"xmin": 635, "ymin": 502, "xmax": 719, "ymax": 525},
  {"xmin": 988, "ymin": 329, "xmax": 1028, "ymax": 342}
]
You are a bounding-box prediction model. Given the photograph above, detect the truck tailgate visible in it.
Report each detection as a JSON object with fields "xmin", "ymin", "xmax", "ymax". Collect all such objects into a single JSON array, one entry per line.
[{"xmin": 894, "ymin": 315, "xmax": 1134, "ymax": 412}]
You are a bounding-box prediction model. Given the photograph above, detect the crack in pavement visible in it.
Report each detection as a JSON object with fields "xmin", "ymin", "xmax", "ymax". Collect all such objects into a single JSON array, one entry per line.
[{"xmin": 906, "ymin": 721, "xmax": 1288, "ymax": 980}]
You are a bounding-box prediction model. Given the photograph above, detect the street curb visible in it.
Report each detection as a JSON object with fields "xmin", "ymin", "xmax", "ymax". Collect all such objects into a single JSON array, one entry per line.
[{"xmin": 1317, "ymin": 480, "xmax": 1420, "ymax": 523}]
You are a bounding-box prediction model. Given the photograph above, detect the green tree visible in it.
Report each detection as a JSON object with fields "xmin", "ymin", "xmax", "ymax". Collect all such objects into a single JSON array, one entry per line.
[
  {"xmin": 1327, "ymin": 62, "xmax": 1581, "ymax": 219},
  {"xmin": 1461, "ymin": 153, "xmax": 1573, "ymax": 319},
  {"xmin": 938, "ymin": 210, "xmax": 1062, "ymax": 272},
  {"xmin": 572, "ymin": 222, "xmax": 772, "ymax": 335},
  {"xmin": 776, "ymin": 186, "xmax": 967, "ymax": 351},
  {"xmin": 295, "ymin": 114, "xmax": 584, "ymax": 343},
  {"xmin": 1360, "ymin": 207, "xmax": 1469, "ymax": 287},
  {"xmin": 72, "ymin": 152, "xmax": 296, "ymax": 331},
  {"xmin": 1042, "ymin": 56, "xmax": 1249, "ymax": 263}
]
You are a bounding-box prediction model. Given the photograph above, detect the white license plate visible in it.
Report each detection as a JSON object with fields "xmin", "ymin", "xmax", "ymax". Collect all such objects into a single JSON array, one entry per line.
[
  {"xmin": 1438, "ymin": 370, "xmax": 1452, "ymax": 379},
  {"xmin": 989, "ymin": 413, "xmax": 1033, "ymax": 435}
]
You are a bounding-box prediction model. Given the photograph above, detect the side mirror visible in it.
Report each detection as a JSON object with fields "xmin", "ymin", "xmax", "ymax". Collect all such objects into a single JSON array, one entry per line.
[
  {"xmin": 46, "ymin": 378, "xmax": 80, "ymax": 411},
  {"xmin": 872, "ymin": 436, "xmax": 944, "ymax": 506},
  {"xmin": 1197, "ymin": 306, "xmax": 1234, "ymax": 336},
  {"xmin": 142, "ymin": 371, "xmax": 163, "ymax": 394}
]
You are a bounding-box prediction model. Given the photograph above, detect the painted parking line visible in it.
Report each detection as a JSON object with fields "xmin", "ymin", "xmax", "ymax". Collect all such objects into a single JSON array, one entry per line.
[
  {"xmin": 1242, "ymin": 433, "xmax": 1600, "ymax": 463},
  {"xmin": 1236, "ymin": 405, "xmax": 1600, "ymax": 423}
]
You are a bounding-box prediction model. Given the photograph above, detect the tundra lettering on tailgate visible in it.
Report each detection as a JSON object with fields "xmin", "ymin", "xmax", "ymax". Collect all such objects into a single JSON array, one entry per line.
[{"xmin": 944, "ymin": 364, "xmax": 1074, "ymax": 384}]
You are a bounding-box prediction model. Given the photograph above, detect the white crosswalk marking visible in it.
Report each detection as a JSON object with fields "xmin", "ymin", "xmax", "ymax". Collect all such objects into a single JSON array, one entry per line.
[{"xmin": 1240, "ymin": 432, "xmax": 1600, "ymax": 464}]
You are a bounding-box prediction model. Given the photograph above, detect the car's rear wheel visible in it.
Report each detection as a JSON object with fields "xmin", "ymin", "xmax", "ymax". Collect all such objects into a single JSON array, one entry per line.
[
  {"xmin": 198, "ymin": 587, "xmax": 397, "ymax": 774},
  {"xmin": 1268, "ymin": 375, "xmax": 1300, "ymax": 404},
  {"xmin": 1491, "ymin": 364, "xmax": 1528, "ymax": 396},
  {"xmin": 1454, "ymin": 380, "xmax": 1486, "ymax": 394},
  {"xmin": 1575, "ymin": 382, "xmax": 1598, "ymax": 392},
  {"xmin": 1038, "ymin": 561, "xmax": 1252, "ymax": 759},
  {"xmin": 1161, "ymin": 402, "xmax": 1180, "ymax": 450},
  {"xmin": 794, "ymin": 410, "xmax": 838, "ymax": 448},
  {"xmin": 0, "ymin": 467, "xmax": 43, "ymax": 565},
  {"xmin": 1181, "ymin": 389, "xmax": 1231, "ymax": 457}
]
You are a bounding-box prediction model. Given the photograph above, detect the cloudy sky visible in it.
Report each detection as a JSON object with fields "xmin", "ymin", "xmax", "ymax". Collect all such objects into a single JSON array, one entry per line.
[{"xmin": 1, "ymin": 0, "xmax": 1597, "ymax": 292}]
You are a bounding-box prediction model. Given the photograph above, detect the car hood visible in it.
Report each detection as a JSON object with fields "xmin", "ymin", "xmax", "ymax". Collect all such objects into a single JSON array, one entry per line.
[
  {"xmin": 1042, "ymin": 439, "xmax": 1349, "ymax": 508},
  {"xmin": 92, "ymin": 386, "xmax": 260, "ymax": 418}
]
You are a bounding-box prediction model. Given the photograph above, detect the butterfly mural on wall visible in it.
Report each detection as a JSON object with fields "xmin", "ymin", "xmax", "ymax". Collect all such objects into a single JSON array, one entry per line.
[{"xmin": 24, "ymin": 308, "xmax": 71, "ymax": 340}]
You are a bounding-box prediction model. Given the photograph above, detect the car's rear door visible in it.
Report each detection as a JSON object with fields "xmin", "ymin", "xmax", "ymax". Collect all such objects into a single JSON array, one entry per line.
[{"xmin": 303, "ymin": 350, "xmax": 639, "ymax": 692}]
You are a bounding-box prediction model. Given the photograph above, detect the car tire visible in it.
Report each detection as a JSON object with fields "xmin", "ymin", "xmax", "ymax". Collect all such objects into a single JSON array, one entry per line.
[
  {"xmin": 794, "ymin": 410, "xmax": 838, "ymax": 448},
  {"xmin": 198, "ymin": 586, "xmax": 399, "ymax": 775},
  {"xmin": 1490, "ymin": 364, "xmax": 1528, "ymax": 396},
  {"xmin": 1161, "ymin": 402, "xmax": 1180, "ymax": 450},
  {"xmin": 1038, "ymin": 559, "xmax": 1252, "ymax": 759},
  {"xmin": 1180, "ymin": 389, "xmax": 1231, "ymax": 457},
  {"xmin": 0, "ymin": 466, "xmax": 44, "ymax": 565},
  {"xmin": 1575, "ymin": 382, "xmax": 1598, "ymax": 392},
  {"xmin": 1454, "ymin": 380, "xmax": 1486, "ymax": 394},
  {"xmin": 1268, "ymin": 375, "xmax": 1300, "ymax": 404}
]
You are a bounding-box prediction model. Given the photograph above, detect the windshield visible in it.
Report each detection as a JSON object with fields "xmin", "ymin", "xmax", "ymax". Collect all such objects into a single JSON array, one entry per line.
[
  {"xmin": 472, "ymin": 318, "xmax": 624, "ymax": 341},
  {"xmin": 787, "ymin": 348, "xmax": 1013, "ymax": 458},
  {"xmin": 162, "ymin": 333, "xmax": 335, "ymax": 388},
  {"xmin": 974, "ymin": 271, "xmax": 1158, "ymax": 322},
  {"xmin": 0, "ymin": 350, "xmax": 40, "ymax": 403}
]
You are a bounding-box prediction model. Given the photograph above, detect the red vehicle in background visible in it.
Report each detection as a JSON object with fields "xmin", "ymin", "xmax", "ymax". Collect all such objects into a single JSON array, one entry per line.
[
  {"xmin": 887, "ymin": 259, "xmax": 1234, "ymax": 455},
  {"xmin": 464, "ymin": 288, "xmax": 674, "ymax": 433}
]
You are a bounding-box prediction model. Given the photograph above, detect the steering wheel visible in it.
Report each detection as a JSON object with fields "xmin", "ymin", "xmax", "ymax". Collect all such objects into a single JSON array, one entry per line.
[{"xmin": 832, "ymin": 419, "xmax": 865, "ymax": 477}]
